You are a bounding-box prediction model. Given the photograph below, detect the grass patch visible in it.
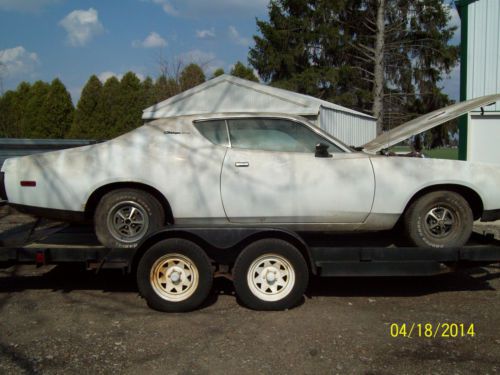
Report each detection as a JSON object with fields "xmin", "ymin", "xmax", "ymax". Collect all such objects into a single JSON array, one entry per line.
[
  {"xmin": 423, "ymin": 148, "xmax": 458, "ymax": 160},
  {"xmin": 388, "ymin": 146, "xmax": 458, "ymax": 160}
]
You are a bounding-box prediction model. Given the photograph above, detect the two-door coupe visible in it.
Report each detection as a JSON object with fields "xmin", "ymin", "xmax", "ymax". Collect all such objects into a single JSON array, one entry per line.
[{"xmin": 2, "ymin": 94, "xmax": 500, "ymax": 248}]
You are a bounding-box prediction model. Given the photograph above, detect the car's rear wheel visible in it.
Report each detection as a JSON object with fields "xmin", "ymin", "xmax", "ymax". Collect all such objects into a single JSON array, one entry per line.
[
  {"xmin": 137, "ymin": 238, "xmax": 213, "ymax": 312},
  {"xmin": 233, "ymin": 239, "xmax": 308, "ymax": 310},
  {"xmin": 94, "ymin": 189, "xmax": 164, "ymax": 248},
  {"xmin": 403, "ymin": 191, "xmax": 473, "ymax": 248}
]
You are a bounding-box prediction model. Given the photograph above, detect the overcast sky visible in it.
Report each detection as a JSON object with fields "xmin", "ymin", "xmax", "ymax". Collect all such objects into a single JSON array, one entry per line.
[{"xmin": 0, "ymin": 0, "xmax": 460, "ymax": 104}]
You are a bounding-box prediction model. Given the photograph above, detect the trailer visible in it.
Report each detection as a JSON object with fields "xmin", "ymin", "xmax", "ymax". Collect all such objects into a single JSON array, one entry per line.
[{"xmin": 1, "ymin": 221, "xmax": 500, "ymax": 312}]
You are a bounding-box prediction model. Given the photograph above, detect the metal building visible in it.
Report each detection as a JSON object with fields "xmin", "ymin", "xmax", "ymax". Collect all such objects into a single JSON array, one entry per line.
[
  {"xmin": 456, "ymin": 0, "xmax": 500, "ymax": 162},
  {"xmin": 142, "ymin": 74, "xmax": 376, "ymax": 147}
]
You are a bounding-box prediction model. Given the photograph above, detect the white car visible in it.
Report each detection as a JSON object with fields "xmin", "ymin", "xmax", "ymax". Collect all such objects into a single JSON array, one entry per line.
[{"xmin": 1, "ymin": 94, "xmax": 500, "ymax": 249}]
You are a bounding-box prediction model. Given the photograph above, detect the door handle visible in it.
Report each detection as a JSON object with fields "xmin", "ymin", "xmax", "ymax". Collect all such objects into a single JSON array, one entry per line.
[{"xmin": 235, "ymin": 162, "xmax": 249, "ymax": 167}]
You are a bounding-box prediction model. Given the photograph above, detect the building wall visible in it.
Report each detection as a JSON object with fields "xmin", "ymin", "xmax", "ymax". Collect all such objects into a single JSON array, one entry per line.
[
  {"xmin": 467, "ymin": 0, "xmax": 500, "ymax": 111},
  {"xmin": 467, "ymin": 113, "xmax": 500, "ymax": 162},
  {"xmin": 319, "ymin": 108, "xmax": 377, "ymax": 147}
]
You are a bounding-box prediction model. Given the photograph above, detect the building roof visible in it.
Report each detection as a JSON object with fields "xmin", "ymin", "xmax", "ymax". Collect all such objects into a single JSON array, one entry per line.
[{"xmin": 142, "ymin": 74, "xmax": 375, "ymax": 120}]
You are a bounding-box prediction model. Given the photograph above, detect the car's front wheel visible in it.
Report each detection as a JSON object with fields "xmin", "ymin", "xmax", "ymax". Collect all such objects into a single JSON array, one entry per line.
[
  {"xmin": 403, "ymin": 191, "xmax": 473, "ymax": 248},
  {"xmin": 94, "ymin": 188, "xmax": 164, "ymax": 248}
]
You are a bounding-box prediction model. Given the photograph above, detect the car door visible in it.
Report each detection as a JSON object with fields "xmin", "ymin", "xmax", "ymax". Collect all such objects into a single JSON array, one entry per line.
[{"xmin": 220, "ymin": 117, "xmax": 375, "ymax": 224}]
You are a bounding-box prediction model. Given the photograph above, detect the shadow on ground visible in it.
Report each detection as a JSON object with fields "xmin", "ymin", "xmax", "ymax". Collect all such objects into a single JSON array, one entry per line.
[{"xmin": 0, "ymin": 263, "xmax": 499, "ymax": 310}]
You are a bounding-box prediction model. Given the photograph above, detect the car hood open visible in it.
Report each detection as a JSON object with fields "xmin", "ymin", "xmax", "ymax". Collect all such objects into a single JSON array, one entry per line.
[{"xmin": 362, "ymin": 94, "xmax": 500, "ymax": 153}]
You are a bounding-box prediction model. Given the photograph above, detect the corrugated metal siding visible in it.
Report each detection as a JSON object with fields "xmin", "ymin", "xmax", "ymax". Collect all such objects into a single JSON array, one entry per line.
[
  {"xmin": 0, "ymin": 139, "xmax": 98, "ymax": 166},
  {"xmin": 319, "ymin": 108, "xmax": 377, "ymax": 147},
  {"xmin": 467, "ymin": 0, "xmax": 500, "ymax": 111}
]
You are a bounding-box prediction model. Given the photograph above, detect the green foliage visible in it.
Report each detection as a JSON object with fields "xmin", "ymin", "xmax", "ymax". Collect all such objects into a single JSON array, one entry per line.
[
  {"xmin": 95, "ymin": 76, "xmax": 121, "ymax": 139},
  {"xmin": 23, "ymin": 81, "xmax": 51, "ymax": 138},
  {"xmin": 180, "ymin": 63, "xmax": 206, "ymax": 91},
  {"xmin": 112, "ymin": 71, "xmax": 144, "ymax": 136},
  {"xmin": 38, "ymin": 78, "xmax": 74, "ymax": 138},
  {"xmin": 154, "ymin": 75, "xmax": 180, "ymax": 102},
  {"xmin": 68, "ymin": 75, "xmax": 103, "ymax": 139},
  {"xmin": 230, "ymin": 62, "xmax": 258, "ymax": 82},
  {"xmin": 249, "ymin": 0, "xmax": 459, "ymax": 129},
  {"xmin": 212, "ymin": 68, "xmax": 225, "ymax": 78}
]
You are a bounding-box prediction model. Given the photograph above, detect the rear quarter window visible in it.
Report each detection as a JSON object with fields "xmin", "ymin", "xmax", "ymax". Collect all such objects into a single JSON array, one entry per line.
[{"xmin": 193, "ymin": 120, "xmax": 229, "ymax": 146}]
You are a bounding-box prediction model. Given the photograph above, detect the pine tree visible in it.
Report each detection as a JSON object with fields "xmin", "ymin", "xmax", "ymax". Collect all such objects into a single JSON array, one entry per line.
[
  {"xmin": 35, "ymin": 78, "xmax": 74, "ymax": 138},
  {"xmin": 212, "ymin": 68, "xmax": 225, "ymax": 78},
  {"xmin": 0, "ymin": 90, "xmax": 20, "ymax": 137},
  {"xmin": 23, "ymin": 80, "xmax": 51, "ymax": 138},
  {"xmin": 95, "ymin": 76, "xmax": 121, "ymax": 139},
  {"xmin": 230, "ymin": 62, "xmax": 258, "ymax": 82},
  {"xmin": 113, "ymin": 71, "xmax": 143, "ymax": 136},
  {"xmin": 141, "ymin": 76, "xmax": 156, "ymax": 109},
  {"xmin": 154, "ymin": 75, "xmax": 180, "ymax": 102},
  {"xmin": 249, "ymin": 0, "xmax": 459, "ymax": 134},
  {"xmin": 179, "ymin": 64, "xmax": 205, "ymax": 91},
  {"xmin": 68, "ymin": 75, "xmax": 103, "ymax": 139}
]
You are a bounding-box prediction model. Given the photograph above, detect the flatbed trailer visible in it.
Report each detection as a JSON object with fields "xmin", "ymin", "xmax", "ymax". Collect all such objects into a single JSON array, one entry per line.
[{"xmin": 1, "ymin": 222, "xmax": 500, "ymax": 312}]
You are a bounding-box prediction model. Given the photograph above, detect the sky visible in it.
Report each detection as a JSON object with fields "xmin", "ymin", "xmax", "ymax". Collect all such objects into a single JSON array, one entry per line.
[{"xmin": 0, "ymin": 0, "xmax": 461, "ymax": 104}]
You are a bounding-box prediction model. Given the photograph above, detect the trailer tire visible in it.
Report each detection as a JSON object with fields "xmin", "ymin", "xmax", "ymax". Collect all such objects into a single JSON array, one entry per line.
[
  {"xmin": 233, "ymin": 239, "xmax": 308, "ymax": 311},
  {"xmin": 94, "ymin": 188, "xmax": 164, "ymax": 249},
  {"xmin": 404, "ymin": 191, "xmax": 473, "ymax": 248},
  {"xmin": 137, "ymin": 238, "xmax": 213, "ymax": 312}
]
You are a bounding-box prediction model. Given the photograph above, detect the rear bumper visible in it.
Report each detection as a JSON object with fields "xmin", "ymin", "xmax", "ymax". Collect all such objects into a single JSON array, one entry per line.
[
  {"xmin": 481, "ymin": 209, "xmax": 500, "ymax": 222},
  {"xmin": 0, "ymin": 172, "xmax": 7, "ymax": 201}
]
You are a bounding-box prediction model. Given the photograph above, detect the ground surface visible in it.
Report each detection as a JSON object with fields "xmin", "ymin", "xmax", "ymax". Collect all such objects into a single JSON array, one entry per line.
[{"xmin": 0, "ymin": 208, "xmax": 499, "ymax": 374}]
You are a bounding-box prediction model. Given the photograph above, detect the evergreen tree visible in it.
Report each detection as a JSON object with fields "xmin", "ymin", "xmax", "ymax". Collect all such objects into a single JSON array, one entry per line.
[
  {"xmin": 13, "ymin": 82, "xmax": 32, "ymax": 137},
  {"xmin": 113, "ymin": 71, "xmax": 143, "ymax": 136},
  {"xmin": 154, "ymin": 75, "xmax": 180, "ymax": 102},
  {"xmin": 35, "ymin": 78, "xmax": 74, "ymax": 138},
  {"xmin": 212, "ymin": 68, "xmax": 225, "ymax": 78},
  {"xmin": 230, "ymin": 62, "xmax": 258, "ymax": 82},
  {"xmin": 179, "ymin": 63, "xmax": 205, "ymax": 91},
  {"xmin": 249, "ymin": 0, "xmax": 458, "ymax": 133},
  {"xmin": 95, "ymin": 76, "xmax": 121, "ymax": 139},
  {"xmin": 68, "ymin": 75, "xmax": 103, "ymax": 139},
  {"xmin": 141, "ymin": 76, "xmax": 156, "ymax": 108},
  {"xmin": 0, "ymin": 89, "xmax": 27, "ymax": 137},
  {"xmin": 23, "ymin": 80, "xmax": 50, "ymax": 138}
]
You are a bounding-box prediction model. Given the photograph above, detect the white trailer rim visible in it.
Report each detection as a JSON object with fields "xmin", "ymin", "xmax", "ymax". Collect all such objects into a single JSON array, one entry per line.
[
  {"xmin": 247, "ymin": 253, "xmax": 295, "ymax": 302},
  {"xmin": 150, "ymin": 253, "xmax": 199, "ymax": 302}
]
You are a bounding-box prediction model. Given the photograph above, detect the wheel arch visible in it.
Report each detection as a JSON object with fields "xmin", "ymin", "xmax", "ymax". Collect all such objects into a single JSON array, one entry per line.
[
  {"xmin": 85, "ymin": 182, "xmax": 174, "ymax": 224},
  {"xmin": 403, "ymin": 184, "xmax": 483, "ymax": 220}
]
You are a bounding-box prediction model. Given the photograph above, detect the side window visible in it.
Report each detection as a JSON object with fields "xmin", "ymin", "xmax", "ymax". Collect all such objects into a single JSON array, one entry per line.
[
  {"xmin": 227, "ymin": 118, "xmax": 343, "ymax": 153},
  {"xmin": 193, "ymin": 120, "xmax": 229, "ymax": 146}
]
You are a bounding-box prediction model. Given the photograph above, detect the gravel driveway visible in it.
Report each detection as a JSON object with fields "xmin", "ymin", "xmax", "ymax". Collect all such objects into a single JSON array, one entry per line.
[{"xmin": 0, "ymin": 208, "xmax": 499, "ymax": 374}]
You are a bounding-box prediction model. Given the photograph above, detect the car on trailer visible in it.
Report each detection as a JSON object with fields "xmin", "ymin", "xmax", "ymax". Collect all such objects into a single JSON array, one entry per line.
[{"xmin": 1, "ymin": 94, "xmax": 500, "ymax": 251}]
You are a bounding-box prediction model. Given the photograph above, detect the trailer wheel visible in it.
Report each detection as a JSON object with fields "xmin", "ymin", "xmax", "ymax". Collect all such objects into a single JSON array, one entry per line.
[
  {"xmin": 233, "ymin": 239, "xmax": 308, "ymax": 311},
  {"xmin": 137, "ymin": 238, "xmax": 213, "ymax": 312},
  {"xmin": 404, "ymin": 191, "xmax": 473, "ymax": 248}
]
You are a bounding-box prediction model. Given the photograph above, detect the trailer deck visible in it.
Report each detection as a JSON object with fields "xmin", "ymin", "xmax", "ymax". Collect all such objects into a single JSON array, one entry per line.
[{"xmin": 2, "ymin": 221, "xmax": 500, "ymax": 277}]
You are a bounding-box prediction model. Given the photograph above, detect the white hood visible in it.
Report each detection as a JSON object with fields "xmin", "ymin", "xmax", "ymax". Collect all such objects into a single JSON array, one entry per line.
[{"xmin": 362, "ymin": 94, "xmax": 500, "ymax": 153}]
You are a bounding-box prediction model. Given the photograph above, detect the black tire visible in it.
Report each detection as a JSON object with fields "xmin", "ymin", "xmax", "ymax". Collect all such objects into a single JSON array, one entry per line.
[
  {"xmin": 137, "ymin": 238, "xmax": 213, "ymax": 312},
  {"xmin": 94, "ymin": 188, "xmax": 165, "ymax": 248},
  {"xmin": 403, "ymin": 191, "xmax": 473, "ymax": 248},
  {"xmin": 233, "ymin": 239, "xmax": 309, "ymax": 311}
]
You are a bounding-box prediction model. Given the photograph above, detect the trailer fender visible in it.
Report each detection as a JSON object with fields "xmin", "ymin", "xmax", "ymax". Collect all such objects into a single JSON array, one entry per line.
[{"xmin": 131, "ymin": 227, "xmax": 317, "ymax": 275}]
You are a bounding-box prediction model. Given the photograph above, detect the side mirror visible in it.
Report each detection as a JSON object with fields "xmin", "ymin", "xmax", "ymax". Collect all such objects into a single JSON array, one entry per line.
[{"xmin": 315, "ymin": 143, "xmax": 332, "ymax": 158}]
